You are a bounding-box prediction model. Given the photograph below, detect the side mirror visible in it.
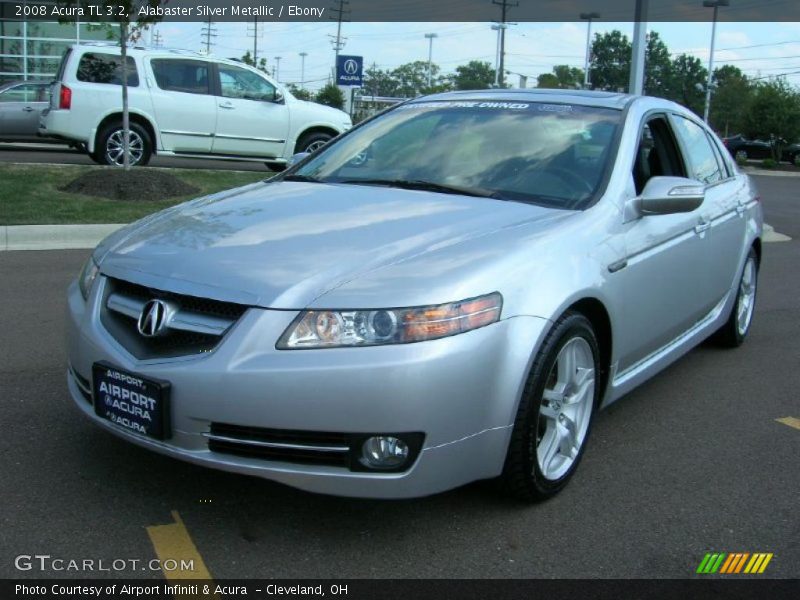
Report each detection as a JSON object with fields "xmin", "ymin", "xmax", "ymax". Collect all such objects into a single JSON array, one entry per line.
[
  {"xmin": 286, "ymin": 152, "xmax": 309, "ymax": 168},
  {"xmin": 639, "ymin": 176, "xmax": 705, "ymax": 215},
  {"xmin": 273, "ymin": 90, "xmax": 284, "ymax": 104}
]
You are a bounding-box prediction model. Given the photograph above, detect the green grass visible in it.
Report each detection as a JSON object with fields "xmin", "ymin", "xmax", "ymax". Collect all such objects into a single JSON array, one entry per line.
[{"xmin": 0, "ymin": 164, "xmax": 270, "ymax": 225}]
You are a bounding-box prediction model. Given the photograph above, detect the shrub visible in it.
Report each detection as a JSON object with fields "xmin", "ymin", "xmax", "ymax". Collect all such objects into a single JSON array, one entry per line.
[{"xmin": 761, "ymin": 158, "xmax": 777, "ymax": 169}]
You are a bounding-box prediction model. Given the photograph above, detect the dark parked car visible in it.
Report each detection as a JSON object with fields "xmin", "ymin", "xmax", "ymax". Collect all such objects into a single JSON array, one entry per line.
[
  {"xmin": 0, "ymin": 80, "xmax": 63, "ymax": 143},
  {"xmin": 723, "ymin": 134, "xmax": 800, "ymax": 164}
]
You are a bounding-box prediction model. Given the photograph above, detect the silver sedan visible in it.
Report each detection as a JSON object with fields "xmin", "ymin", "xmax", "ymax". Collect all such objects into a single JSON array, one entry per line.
[{"xmin": 67, "ymin": 90, "xmax": 762, "ymax": 500}]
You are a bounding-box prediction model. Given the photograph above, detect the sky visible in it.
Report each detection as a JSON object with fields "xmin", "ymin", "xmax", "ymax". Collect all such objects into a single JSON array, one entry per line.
[{"xmin": 151, "ymin": 20, "xmax": 800, "ymax": 92}]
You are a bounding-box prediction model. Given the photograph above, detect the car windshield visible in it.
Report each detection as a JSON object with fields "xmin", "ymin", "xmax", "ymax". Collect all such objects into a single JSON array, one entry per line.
[{"xmin": 289, "ymin": 100, "xmax": 622, "ymax": 209}]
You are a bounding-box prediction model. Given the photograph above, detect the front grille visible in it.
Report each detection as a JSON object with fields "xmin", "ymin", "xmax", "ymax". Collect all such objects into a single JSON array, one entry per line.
[
  {"xmin": 100, "ymin": 277, "xmax": 249, "ymax": 360},
  {"xmin": 206, "ymin": 423, "xmax": 425, "ymax": 472}
]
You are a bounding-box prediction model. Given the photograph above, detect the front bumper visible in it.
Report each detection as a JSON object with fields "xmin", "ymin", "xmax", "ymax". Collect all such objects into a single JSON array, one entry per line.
[{"xmin": 67, "ymin": 276, "xmax": 549, "ymax": 498}]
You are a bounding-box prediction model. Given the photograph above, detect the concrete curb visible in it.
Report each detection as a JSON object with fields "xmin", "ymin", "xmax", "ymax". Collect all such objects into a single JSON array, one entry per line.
[
  {"xmin": 744, "ymin": 168, "xmax": 800, "ymax": 178},
  {"xmin": 1, "ymin": 224, "xmax": 125, "ymax": 251}
]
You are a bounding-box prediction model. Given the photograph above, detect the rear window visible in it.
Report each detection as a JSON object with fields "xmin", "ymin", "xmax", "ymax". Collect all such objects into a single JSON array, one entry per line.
[
  {"xmin": 55, "ymin": 48, "xmax": 72, "ymax": 82},
  {"xmin": 76, "ymin": 53, "xmax": 139, "ymax": 86},
  {"xmin": 151, "ymin": 59, "xmax": 210, "ymax": 95}
]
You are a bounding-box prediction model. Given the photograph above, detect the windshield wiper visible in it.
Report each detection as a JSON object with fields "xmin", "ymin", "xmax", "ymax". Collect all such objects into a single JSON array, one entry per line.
[
  {"xmin": 338, "ymin": 178, "xmax": 505, "ymax": 200},
  {"xmin": 282, "ymin": 174, "xmax": 325, "ymax": 183}
]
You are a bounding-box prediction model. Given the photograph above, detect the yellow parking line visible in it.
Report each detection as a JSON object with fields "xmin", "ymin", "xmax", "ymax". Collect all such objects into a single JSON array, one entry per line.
[
  {"xmin": 775, "ymin": 417, "xmax": 800, "ymax": 430},
  {"xmin": 147, "ymin": 511, "xmax": 217, "ymax": 599}
]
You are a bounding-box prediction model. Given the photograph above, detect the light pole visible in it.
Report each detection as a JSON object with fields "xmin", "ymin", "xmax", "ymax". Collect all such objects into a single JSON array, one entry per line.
[
  {"xmin": 424, "ymin": 33, "xmax": 438, "ymax": 89},
  {"xmin": 703, "ymin": 0, "xmax": 729, "ymax": 123},
  {"xmin": 491, "ymin": 24, "xmax": 507, "ymax": 87},
  {"xmin": 580, "ymin": 12, "xmax": 600, "ymax": 89},
  {"xmin": 299, "ymin": 52, "xmax": 308, "ymax": 89},
  {"xmin": 274, "ymin": 56, "xmax": 282, "ymax": 82}
]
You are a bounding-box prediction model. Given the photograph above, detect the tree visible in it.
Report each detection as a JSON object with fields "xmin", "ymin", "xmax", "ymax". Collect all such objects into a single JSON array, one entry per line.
[
  {"xmin": 315, "ymin": 83, "xmax": 345, "ymax": 109},
  {"xmin": 450, "ymin": 61, "xmax": 495, "ymax": 90},
  {"xmin": 710, "ymin": 65, "xmax": 752, "ymax": 137},
  {"xmin": 537, "ymin": 64, "xmax": 584, "ymax": 89},
  {"xmin": 240, "ymin": 50, "xmax": 268, "ymax": 74},
  {"xmin": 644, "ymin": 31, "xmax": 672, "ymax": 97},
  {"xmin": 589, "ymin": 30, "xmax": 631, "ymax": 92},
  {"xmin": 743, "ymin": 78, "xmax": 800, "ymax": 161},
  {"xmin": 391, "ymin": 60, "xmax": 448, "ymax": 97},
  {"xmin": 363, "ymin": 64, "xmax": 400, "ymax": 97},
  {"xmin": 287, "ymin": 84, "xmax": 312, "ymax": 101},
  {"xmin": 665, "ymin": 54, "xmax": 707, "ymax": 116},
  {"xmin": 59, "ymin": 1, "xmax": 165, "ymax": 170}
]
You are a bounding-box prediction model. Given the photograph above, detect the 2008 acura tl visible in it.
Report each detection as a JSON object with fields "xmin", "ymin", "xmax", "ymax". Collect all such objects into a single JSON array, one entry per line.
[{"xmin": 67, "ymin": 90, "xmax": 762, "ymax": 500}]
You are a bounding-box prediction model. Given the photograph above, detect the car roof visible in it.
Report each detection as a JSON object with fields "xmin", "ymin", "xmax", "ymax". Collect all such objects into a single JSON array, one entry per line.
[{"xmin": 412, "ymin": 88, "xmax": 638, "ymax": 110}]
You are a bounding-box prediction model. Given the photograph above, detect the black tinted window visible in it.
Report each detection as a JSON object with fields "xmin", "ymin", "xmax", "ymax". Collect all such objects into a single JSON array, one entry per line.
[
  {"xmin": 151, "ymin": 59, "xmax": 209, "ymax": 95},
  {"xmin": 77, "ymin": 53, "xmax": 138, "ymax": 86}
]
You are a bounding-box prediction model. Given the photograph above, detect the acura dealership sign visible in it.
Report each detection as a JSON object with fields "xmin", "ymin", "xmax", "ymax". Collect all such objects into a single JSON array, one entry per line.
[{"xmin": 336, "ymin": 55, "xmax": 363, "ymax": 86}]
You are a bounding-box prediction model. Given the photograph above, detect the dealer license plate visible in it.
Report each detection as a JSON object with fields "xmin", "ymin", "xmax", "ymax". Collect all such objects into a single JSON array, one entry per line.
[{"xmin": 92, "ymin": 362, "xmax": 171, "ymax": 440}]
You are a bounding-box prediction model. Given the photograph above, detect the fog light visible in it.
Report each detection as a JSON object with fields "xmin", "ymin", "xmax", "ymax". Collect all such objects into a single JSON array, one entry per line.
[{"xmin": 361, "ymin": 436, "xmax": 409, "ymax": 469}]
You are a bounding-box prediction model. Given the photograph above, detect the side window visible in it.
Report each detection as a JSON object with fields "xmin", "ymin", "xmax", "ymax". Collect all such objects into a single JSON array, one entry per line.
[
  {"xmin": 632, "ymin": 116, "xmax": 685, "ymax": 194},
  {"xmin": 0, "ymin": 84, "xmax": 47, "ymax": 102},
  {"xmin": 671, "ymin": 116, "xmax": 723, "ymax": 184},
  {"xmin": 76, "ymin": 53, "xmax": 139, "ymax": 86},
  {"xmin": 151, "ymin": 59, "xmax": 210, "ymax": 95},
  {"xmin": 218, "ymin": 64, "xmax": 276, "ymax": 101},
  {"xmin": 706, "ymin": 132, "xmax": 732, "ymax": 178}
]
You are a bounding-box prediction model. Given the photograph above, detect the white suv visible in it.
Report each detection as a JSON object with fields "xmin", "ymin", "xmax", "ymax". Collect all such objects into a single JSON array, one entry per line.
[{"xmin": 41, "ymin": 44, "xmax": 352, "ymax": 168}]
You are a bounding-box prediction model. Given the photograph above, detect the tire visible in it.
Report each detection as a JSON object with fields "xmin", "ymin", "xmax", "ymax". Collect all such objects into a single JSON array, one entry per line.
[
  {"xmin": 96, "ymin": 121, "xmax": 152, "ymax": 167},
  {"xmin": 500, "ymin": 312, "xmax": 601, "ymax": 502},
  {"xmin": 712, "ymin": 247, "xmax": 759, "ymax": 347},
  {"xmin": 295, "ymin": 131, "xmax": 333, "ymax": 155},
  {"xmin": 265, "ymin": 162, "xmax": 286, "ymax": 172}
]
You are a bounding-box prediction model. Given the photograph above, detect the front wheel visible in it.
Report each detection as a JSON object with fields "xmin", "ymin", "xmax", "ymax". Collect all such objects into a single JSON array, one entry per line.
[
  {"xmin": 96, "ymin": 122, "xmax": 152, "ymax": 167},
  {"xmin": 500, "ymin": 312, "xmax": 601, "ymax": 501},
  {"xmin": 295, "ymin": 131, "xmax": 333, "ymax": 155},
  {"xmin": 713, "ymin": 248, "xmax": 759, "ymax": 347}
]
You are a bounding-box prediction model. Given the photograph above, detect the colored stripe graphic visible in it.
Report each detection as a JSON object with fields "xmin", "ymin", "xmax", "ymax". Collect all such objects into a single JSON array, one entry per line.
[{"xmin": 699, "ymin": 552, "xmax": 773, "ymax": 574}]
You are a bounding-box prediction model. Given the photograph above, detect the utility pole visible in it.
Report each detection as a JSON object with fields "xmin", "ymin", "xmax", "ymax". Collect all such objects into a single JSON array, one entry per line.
[
  {"xmin": 152, "ymin": 30, "xmax": 163, "ymax": 48},
  {"xmin": 580, "ymin": 12, "xmax": 600, "ymax": 89},
  {"xmin": 329, "ymin": 0, "xmax": 350, "ymax": 65},
  {"xmin": 629, "ymin": 0, "xmax": 648, "ymax": 95},
  {"xmin": 253, "ymin": 18, "xmax": 258, "ymax": 66},
  {"xmin": 491, "ymin": 0, "xmax": 518, "ymax": 87},
  {"xmin": 299, "ymin": 52, "xmax": 308, "ymax": 88},
  {"xmin": 703, "ymin": 0, "xmax": 729, "ymax": 123},
  {"xmin": 200, "ymin": 17, "xmax": 217, "ymax": 54},
  {"xmin": 424, "ymin": 33, "xmax": 438, "ymax": 89},
  {"xmin": 274, "ymin": 56, "xmax": 282, "ymax": 82}
]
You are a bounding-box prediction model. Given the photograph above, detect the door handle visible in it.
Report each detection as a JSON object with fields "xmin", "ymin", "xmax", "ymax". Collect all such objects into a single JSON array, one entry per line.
[
  {"xmin": 694, "ymin": 221, "xmax": 711, "ymax": 234},
  {"xmin": 218, "ymin": 102, "xmax": 234, "ymax": 109},
  {"xmin": 22, "ymin": 106, "xmax": 35, "ymax": 112}
]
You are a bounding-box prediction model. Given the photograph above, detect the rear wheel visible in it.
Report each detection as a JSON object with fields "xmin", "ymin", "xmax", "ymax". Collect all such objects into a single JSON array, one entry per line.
[
  {"xmin": 500, "ymin": 312, "xmax": 601, "ymax": 501},
  {"xmin": 96, "ymin": 122, "xmax": 152, "ymax": 167},
  {"xmin": 713, "ymin": 248, "xmax": 759, "ymax": 347}
]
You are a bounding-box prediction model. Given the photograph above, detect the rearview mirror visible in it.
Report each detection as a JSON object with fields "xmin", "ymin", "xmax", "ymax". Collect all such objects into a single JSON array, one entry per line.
[{"xmin": 639, "ymin": 176, "xmax": 705, "ymax": 215}]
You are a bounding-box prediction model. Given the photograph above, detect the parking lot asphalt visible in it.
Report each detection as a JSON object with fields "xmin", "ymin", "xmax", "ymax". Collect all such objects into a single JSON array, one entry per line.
[
  {"xmin": 0, "ymin": 144, "xmax": 272, "ymax": 172},
  {"xmin": 0, "ymin": 175, "xmax": 797, "ymax": 580}
]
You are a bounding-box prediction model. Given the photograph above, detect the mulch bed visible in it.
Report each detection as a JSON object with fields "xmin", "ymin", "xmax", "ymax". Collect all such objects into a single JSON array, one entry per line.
[{"xmin": 60, "ymin": 169, "xmax": 200, "ymax": 201}]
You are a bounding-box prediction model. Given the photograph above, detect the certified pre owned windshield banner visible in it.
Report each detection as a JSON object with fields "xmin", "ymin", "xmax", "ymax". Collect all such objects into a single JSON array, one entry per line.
[
  {"xmin": 4, "ymin": 579, "xmax": 800, "ymax": 599},
  {"xmin": 4, "ymin": 0, "xmax": 800, "ymax": 22}
]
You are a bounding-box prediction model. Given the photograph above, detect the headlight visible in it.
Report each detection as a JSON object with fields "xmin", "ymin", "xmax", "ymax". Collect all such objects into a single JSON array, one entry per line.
[
  {"xmin": 78, "ymin": 256, "xmax": 99, "ymax": 300},
  {"xmin": 277, "ymin": 292, "xmax": 502, "ymax": 349}
]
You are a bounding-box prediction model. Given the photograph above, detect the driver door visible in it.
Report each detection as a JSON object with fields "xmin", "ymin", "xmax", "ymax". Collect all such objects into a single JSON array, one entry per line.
[
  {"xmin": 211, "ymin": 63, "xmax": 289, "ymax": 158},
  {"xmin": 615, "ymin": 115, "xmax": 715, "ymax": 372}
]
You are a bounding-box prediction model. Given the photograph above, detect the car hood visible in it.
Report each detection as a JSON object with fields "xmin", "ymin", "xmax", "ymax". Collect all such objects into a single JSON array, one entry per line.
[{"xmin": 97, "ymin": 181, "xmax": 569, "ymax": 309}]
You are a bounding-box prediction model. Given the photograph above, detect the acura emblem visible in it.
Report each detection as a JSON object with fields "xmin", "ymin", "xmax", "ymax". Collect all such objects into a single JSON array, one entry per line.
[
  {"xmin": 137, "ymin": 300, "xmax": 168, "ymax": 338},
  {"xmin": 344, "ymin": 59, "xmax": 358, "ymax": 75}
]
